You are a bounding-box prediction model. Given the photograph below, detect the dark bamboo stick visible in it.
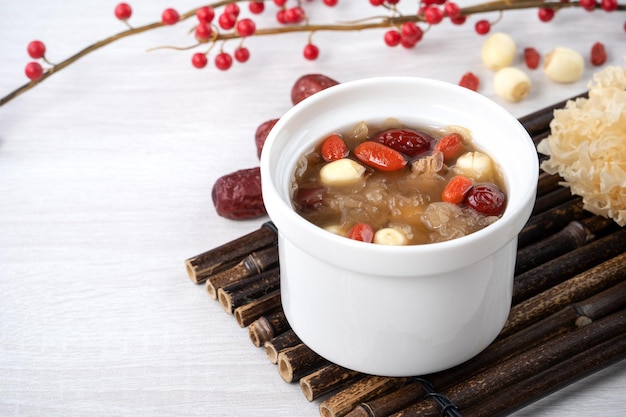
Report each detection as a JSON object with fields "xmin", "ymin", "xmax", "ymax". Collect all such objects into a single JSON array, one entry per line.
[
  {"xmin": 265, "ymin": 329, "xmax": 302, "ymax": 364},
  {"xmin": 300, "ymin": 364, "xmax": 363, "ymax": 402},
  {"xmin": 500, "ymin": 252, "xmax": 626, "ymax": 339},
  {"xmin": 531, "ymin": 185, "xmax": 575, "ymax": 215},
  {"xmin": 513, "ymin": 228, "xmax": 626, "ymax": 304},
  {"xmin": 205, "ymin": 245, "xmax": 279, "ymax": 299},
  {"xmin": 320, "ymin": 376, "xmax": 408, "ymax": 417},
  {"xmin": 517, "ymin": 91, "xmax": 587, "ymax": 140},
  {"xmin": 248, "ymin": 310, "xmax": 290, "ymax": 348},
  {"xmin": 462, "ymin": 332, "xmax": 626, "ymax": 417},
  {"xmin": 233, "ymin": 289, "xmax": 281, "ymax": 328},
  {"xmin": 217, "ymin": 267, "xmax": 280, "ymax": 314},
  {"xmin": 345, "ymin": 380, "xmax": 426, "ymax": 417},
  {"xmin": 185, "ymin": 222, "xmax": 278, "ymax": 284},
  {"xmin": 277, "ymin": 343, "xmax": 330, "ymax": 383},
  {"xmin": 517, "ymin": 197, "xmax": 586, "ymax": 248},
  {"xmin": 389, "ymin": 309, "xmax": 626, "ymax": 417},
  {"xmin": 535, "ymin": 172, "xmax": 563, "ymax": 198}
]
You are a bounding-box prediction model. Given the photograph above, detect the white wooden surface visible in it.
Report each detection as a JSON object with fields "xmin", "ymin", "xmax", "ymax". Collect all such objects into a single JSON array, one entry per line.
[{"xmin": 1, "ymin": 1, "xmax": 624, "ymax": 416}]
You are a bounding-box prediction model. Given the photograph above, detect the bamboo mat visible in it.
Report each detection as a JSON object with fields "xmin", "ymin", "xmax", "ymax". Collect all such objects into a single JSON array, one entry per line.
[{"xmin": 185, "ymin": 95, "xmax": 626, "ymax": 417}]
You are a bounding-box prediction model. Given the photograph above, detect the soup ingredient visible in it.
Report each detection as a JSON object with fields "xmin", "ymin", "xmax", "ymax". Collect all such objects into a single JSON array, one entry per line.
[
  {"xmin": 481, "ymin": 32, "xmax": 516, "ymax": 70},
  {"xmin": 291, "ymin": 74, "xmax": 340, "ymax": 105},
  {"xmin": 465, "ymin": 184, "xmax": 507, "ymax": 216},
  {"xmin": 212, "ymin": 167, "xmax": 266, "ymax": 219},
  {"xmin": 321, "ymin": 134, "xmax": 349, "ymax": 162},
  {"xmin": 454, "ymin": 151, "xmax": 496, "ymax": 182},
  {"xmin": 319, "ymin": 159, "xmax": 366, "ymax": 186},
  {"xmin": 493, "ymin": 67, "xmax": 532, "ymax": 102},
  {"xmin": 372, "ymin": 128, "xmax": 433, "ymax": 158},
  {"xmin": 537, "ymin": 64, "xmax": 626, "ymax": 226},
  {"xmin": 524, "ymin": 47, "xmax": 541, "ymax": 70},
  {"xmin": 255, "ymin": 118, "xmax": 280, "ymax": 158},
  {"xmin": 442, "ymin": 175, "xmax": 474, "ymax": 205},
  {"xmin": 459, "ymin": 72, "xmax": 480, "ymax": 91},
  {"xmin": 348, "ymin": 223, "xmax": 374, "ymax": 242},
  {"xmin": 590, "ymin": 42, "xmax": 607, "ymax": 66},
  {"xmin": 543, "ymin": 47, "xmax": 584, "ymax": 83},
  {"xmin": 354, "ymin": 141, "xmax": 407, "ymax": 172},
  {"xmin": 433, "ymin": 132, "xmax": 467, "ymax": 162},
  {"xmin": 373, "ymin": 228, "xmax": 409, "ymax": 245}
]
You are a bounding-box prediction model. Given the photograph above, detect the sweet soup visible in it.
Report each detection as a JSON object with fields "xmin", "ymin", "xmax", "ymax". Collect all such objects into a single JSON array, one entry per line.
[{"xmin": 290, "ymin": 120, "xmax": 507, "ymax": 245}]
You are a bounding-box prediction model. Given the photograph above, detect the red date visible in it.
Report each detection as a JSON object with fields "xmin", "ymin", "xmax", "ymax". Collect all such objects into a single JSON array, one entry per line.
[
  {"xmin": 255, "ymin": 118, "xmax": 280, "ymax": 159},
  {"xmin": 465, "ymin": 184, "xmax": 506, "ymax": 216},
  {"xmin": 372, "ymin": 128, "xmax": 433, "ymax": 158},
  {"xmin": 212, "ymin": 167, "xmax": 266, "ymax": 220},
  {"xmin": 291, "ymin": 74, "xmax": 340, "ymax": 105}
]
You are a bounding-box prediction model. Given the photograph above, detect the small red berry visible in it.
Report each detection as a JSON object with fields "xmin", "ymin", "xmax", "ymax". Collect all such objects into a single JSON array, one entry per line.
[
  {"xmin": 401, "ymin": 22, "xmax": 423, "ymax": 43},
  {"xmin": 601, "ymin": 0, "xmax": 618, "ymax": 11},
  {"xmin": 303, "ymin": 43, "xmax": 319, "ymax": 60},
  {"xmin": 274, "ymin": 0, "xmax": 288, "ymax": 6},
  {"xmin": 537, "ymin": 7, "xmax": 555, "ymax": 22},
  {"xmin": 25, "ymin": 62, "xmax": 44, "ymax": 80},
  {"xmin": 215, "ymin": 52, "xmax": 233, "ymax": 71},
  {"xmin": 218, "ymin": 12, "xmax": 237, "ymax": 30},
  {"xmin": 387, "ymin": 0, "xmax": 400, "ymax": 4},
  {"xmin": 590, "ymin": 42, "xmax": 607, "ymax": 66},
  {"xmin": 524, "ymin": 47, "xmax": 541, "ymax": 69},
  {"xmin": 424, "ymin": 6, "xmax": 444, "ymax": 24},
  {"xmin": 249, "ymin": 1, "xmax": 265, "ymax": 14},
  {"xmin": 450, "ymin": 15, "xmax": 467, "ymax": 25},
  {"xmin": 369, "ymin": 0, "xmax": 385, "ymax": 5},
  {"xmin": 433, "ymin": 133, "xmax": 466, "ymax": 162},
  {"xmin": 276, "ymin": 9, "xmax": 288, "ymax": 24},
  {"xmin": 236, "ymin": 18, "xmax": 256, "ymax": 37},
  {"xmin": 323, "ymin": 0, "xmax": 339, "ymax": 6},
  {"xmin": 115, "ymin": 3, "xmax": 132, "ymax": 20},
  {"xmin": 348, "ymin": 223, "xmax": 374, "ymax": 243},
  {"xmin": 195, "ymin": 23, "xmax": 213, "ymax": 41},
  {"xmin": 384, "ymin": 30, "xmax": 402, "ymax": 47},
  {"xmin": 27, "ymin": 40, "xmax": 46, "ymax": 59},
  {"xmin": 196, "ymin": 6, "xmax": 215, "ymax": 23},
  {"xmin": 234, "ymin": 46, "xmax": 251, "ymax": 63},
  {"xmin": 162, "ymin": 8, "xmax": 180, "ymax": 25},
  {"xmin": 285, "ymin": 7, "xmax": 305, "ymax": 23},
  {"xmin": 475, "ymin": 19, "xmax": 491, "ymax": 35},
  {"xmin": 224, "ymin": 3, "xmax": 240, "ymax": 17},
  {"xmin": 459, "ymin": 72, "xmax": 480, "ymax": 91},
  {"xmin": 444, "ymin": 2, "xmax": 461, "ymax": 18},
  {"xmin": 401, "ymin": 36, "xmax": 418, "ymax": 49},
  {"xmin": 579, "ymin": 0, "xmax": 597, "ymax": 11},
  {"xmin": 192, "ymin": 53, "xmax": 208, "ymax": 69}
]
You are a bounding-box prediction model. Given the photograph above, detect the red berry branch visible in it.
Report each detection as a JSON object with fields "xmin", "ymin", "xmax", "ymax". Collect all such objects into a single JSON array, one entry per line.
[{"xmin": 2, "ymin": 0, "xmax": 624, "ymax": 107}]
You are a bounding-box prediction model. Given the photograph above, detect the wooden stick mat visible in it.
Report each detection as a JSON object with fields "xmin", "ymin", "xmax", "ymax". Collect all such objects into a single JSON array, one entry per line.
[{"xmin": 185, "ymin": 93, "xmax": 626, "ymax": 417}]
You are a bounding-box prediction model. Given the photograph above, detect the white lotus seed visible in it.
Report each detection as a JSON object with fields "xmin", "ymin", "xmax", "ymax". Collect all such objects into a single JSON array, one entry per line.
[
  {"xmin": 319, "ymin": 158, "xmax": 366, "ymax": 186},
  {"xmin": 453, "ymin": 151, "xmax": 495, "ymax": 182},
  {"xmin": 373, "ymin": 228, "xmax": 409, "ymax": 245},
  {"xmin": 481, "ymin": 32, "xmax": 517, "ymax": 71},
  {"xmin": 493, "ymin": 67, "xmax": 532, "ymax": 102},
  {"xmin": 543, "ymin": 47, "xmax": 584, "ymax": 83}
]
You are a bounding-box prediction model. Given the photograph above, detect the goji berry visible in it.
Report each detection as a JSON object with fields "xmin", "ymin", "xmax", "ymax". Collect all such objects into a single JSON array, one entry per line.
[
  {"xmin": 459, "ymin": 72, "xmax": 480, "ymax": 91},
  {"xmin": 347, "ymin": 223, "xmax": 374, "ymax": 243},
  {"xmin": 433, "ymin": 133, "xmax": 466, "ymax": 162},
  {"xmin": 442, "ymin": 175, "xmax": 474, "ymax": 205},
  {"xmin": 320, "ymin": 133, "xmax": 349, "ymax": 161},
  {"xmin": 524, "ymin": 47, "xmax": 541, "ymax": 70},
  {"xmin": 372, "ymin": 128, "xmax": 433, "ymax": 158},
  {"xmin": 354, "ymin": 141, "xmax": 407, "ymax": 172},
  {"xmin": 590, "ymin": 42, "xmax": 607, "ymax": 66}
]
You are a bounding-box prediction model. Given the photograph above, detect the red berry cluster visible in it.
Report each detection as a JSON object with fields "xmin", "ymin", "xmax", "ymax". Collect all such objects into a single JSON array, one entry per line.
[{"xmin": 24, "ymin": 40, "xmax": 47, "ymax": 80}]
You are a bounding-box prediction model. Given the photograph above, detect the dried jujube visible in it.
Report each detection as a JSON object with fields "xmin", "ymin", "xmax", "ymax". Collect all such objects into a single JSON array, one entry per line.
[
  {"xmin": 255, "ymin": 118, "xmax": 280, "ymax": 158},
  {"xmin": 291, "ymin": 73, "xmax": 340, "ymax": 105},
  {"xmin": 212, "ymin": 167, "xmax": 267, "ymax": 220}
]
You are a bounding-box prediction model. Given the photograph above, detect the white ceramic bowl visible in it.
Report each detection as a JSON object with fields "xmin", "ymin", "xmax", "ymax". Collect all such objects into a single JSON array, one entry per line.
[{"xmin": 260, "ymin": 77, "xmax": 538, "ymax": 377}]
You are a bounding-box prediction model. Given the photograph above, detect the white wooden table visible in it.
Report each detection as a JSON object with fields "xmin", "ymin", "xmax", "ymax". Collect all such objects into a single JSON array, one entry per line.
[{"xmin": 1, "ymin": 1, "xmax": 624, "ymax": 416}]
